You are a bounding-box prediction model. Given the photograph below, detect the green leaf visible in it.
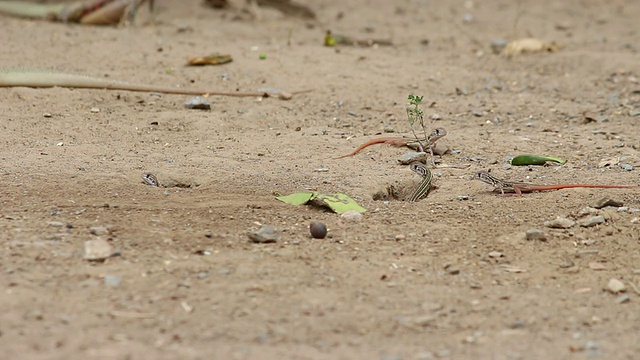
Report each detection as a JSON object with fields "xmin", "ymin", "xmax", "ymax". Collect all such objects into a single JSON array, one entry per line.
[
  {"xmin": 276, "ymin": 191, "xmax": 366, "ymax": 214},
  {"xmin": 313, "ymin": 193, "xmax": 367, "ymax": 214},
  {"xmin": 276, "ymin": 192, "xmax": 315, "ymax": 205},
  {"xmin": 510, "ymin": 154, "xmax": 568, "ymax": 166}
]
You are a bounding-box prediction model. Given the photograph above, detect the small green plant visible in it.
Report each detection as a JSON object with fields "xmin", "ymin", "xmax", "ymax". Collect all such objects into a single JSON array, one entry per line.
[{"xmin": 406, "ymin": 94, "xmax": 428, "ymax": 152}]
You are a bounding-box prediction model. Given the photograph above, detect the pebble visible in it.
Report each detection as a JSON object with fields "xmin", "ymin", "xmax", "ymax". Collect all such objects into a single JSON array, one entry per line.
[
  {"xmin": 491, "ymin": 38, "xmax": 508, "ymax": 54},
  {"xmin": 525, "ymin": 229, "xmax": 547, "ymax": 241},
  {"xmin": 83, "ymin": 238, "xmax": 114, "ymax": 261},
  {"xmin": 615, "ymin": 294, "xmax": 630, "ymax": 304},
  {"xmin": 432, "ymin": 143, "xmax": 450, "ymax": 156},
  {"xmin": 398, "ymin": 151, "xmax": 428, "ymax": 165},
  {"xmin": 619, "ymin": 163, "xmax": 633, "ymax": 171},
  {"xmin": 383, "ymin": 125, "xmax": 396, "ymax": 133},
  {"xmin": 248, "ymin": 226, "xmax": 279, "ymax": 243},
  {"xmin": 47, "ymin": 221, "xmax": 65, "ymax": 227},
  {"xmin": 488, "ymin": 251, "xmax": 503, "ymax": 258},
  {"xmin": 607, "ymin": 278, "xmax": 626, "ymax": 294},
  {"xmin": 578, "ymin": 215, "xmax": 605, "ymax": 228},
  {"xmin": 309, "ymin": 222, "xmax": 327, "ymax": 239},
  {"xmin": 184, "ymin": 96, "xmax": 211, "ymax": 110},
  {"xmin": 395, "ymin": 234, "xmax": 406, "ymax": 241},
  {"xmin": 591, "ymin": 197, "xmax": 623, "ymax": 209},
  {"xmin": 543, "ymin": 217, "xmax": 575, "ymax": 229},
  {"xmin": 104, "ymin": 275, "xmax": 121, "ymax": 286},
  {"xmin": 89, "ymin": 226, "xmax": 109, "ymax": 236},
  {"xmin": 340, "ymin": 210, "xmax": 363, "ymax": 222}
]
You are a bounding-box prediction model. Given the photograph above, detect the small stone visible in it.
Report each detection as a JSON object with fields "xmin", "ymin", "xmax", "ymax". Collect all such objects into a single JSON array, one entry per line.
[
  {"xmin": 491, "ymin": 38, "xmax": 508, "ymax": 54},
  {"xmin": 398, "ymin": 151, "xmax": 428, "ymax": 165},
  {"xmin": 544, "ymin": 217, "xmax": 575, "ymax": 229},
  {"xmin": 309, "ymin": 222, "xmax": 327, "ymax": 239},
  {"xmin": 488, "ymin": 251, "xmax": 503, "ymax": 258},
  {"xmin": 89, "ymin": 226, "xmax": 109, "ymax": 236},
  {"xmin": 591, "ymin": 197, "xmax": 623, "ymax": 209},
  {"xmin": 619, "ymin": 163, "xmax": 633, "ymax": 171},
  {"xmin": 607, "ymin": 278, "xmax": 626, "ymax": 294},
  {"xmin": 90, "ymin": 107, "xmax": 100, "ymax": 113},
  {"xmin": 395, "ymin": 234, "xmax": 406, "ymax": 241},
  {"xmin": 576, "ymin": 207, "xmax": 599, "ymax": 217},
  {"xmin": 83, "ymin": 239, "xmax": 114, "ymax": 261},
  {"xmin": 444, "ymin": 264, "xmax": 460, "ymax": 275},
  {"xmin": 47, "ymin": 221, "xmax": 65, "ymax": 227},
  {"xmin": 578, "ymin": 215, "xmax": 605, "ymax": 228},
  {"xmin": 248, "ymin": 226, "xmax": 279, "ymax": 243},
  {"xmin": 104, "ymin": 275, "xmax": 121, "ymax": 286},
  {"xmin": 431, "ymin": 142, "xmax": 450, "ymax": 156},
  {"xmin": 184, "ymin": 96, "xmax": 211, "ymax": 110},
  {"xmin": 383, "ymin": 125, "xmax": 396, "ymax": 133},
  {"xmin": 525, "ymin": 229, "xmax": 547, "ymax": 241},
  {"xmin": 615, "ymin": 294, "xmax": 630, "ymax": 304},
  {"xmin": 340, "ymin": 210, "xmax": 363, "ymax": 222}
]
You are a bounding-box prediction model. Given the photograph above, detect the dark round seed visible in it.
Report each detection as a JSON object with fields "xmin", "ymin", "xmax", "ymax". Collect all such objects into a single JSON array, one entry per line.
[{"xmin": 309, "ymin": 222, "xmax": 327, "ymax": 239}]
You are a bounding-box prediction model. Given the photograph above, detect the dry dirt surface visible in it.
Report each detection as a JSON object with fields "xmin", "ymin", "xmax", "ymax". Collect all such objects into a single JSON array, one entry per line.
[{"xmin": 1, "ymin": 0, "xmax": 640, "ymax": 359}]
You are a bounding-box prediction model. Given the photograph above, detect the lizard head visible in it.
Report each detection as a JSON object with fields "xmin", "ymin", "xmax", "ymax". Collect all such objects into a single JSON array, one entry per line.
[{"xmin": 475, "ymin": 171, "xmax": 497, "ymax": 185}]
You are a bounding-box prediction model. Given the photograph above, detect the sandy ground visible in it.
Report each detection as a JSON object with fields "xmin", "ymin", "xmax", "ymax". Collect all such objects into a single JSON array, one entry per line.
[{"xmin": 1, "ymin": 0, "xmax": 640, "ymax": 359}]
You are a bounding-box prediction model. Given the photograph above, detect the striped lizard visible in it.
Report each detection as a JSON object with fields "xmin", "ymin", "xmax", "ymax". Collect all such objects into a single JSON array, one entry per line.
[
  {"xmin": 475, "ymin": 171, "xmax": 639, "ymax": 196},
  {"xmin": 0, "ymin": 68, "xmax": 306, "ymax": 100},
  {"xmin": 408, "ymin": 162, "xmax": 436, "ymax": 202},
  {"xmin": 336, "ymin": 127, "xmax": 447, "ymax": 159}
]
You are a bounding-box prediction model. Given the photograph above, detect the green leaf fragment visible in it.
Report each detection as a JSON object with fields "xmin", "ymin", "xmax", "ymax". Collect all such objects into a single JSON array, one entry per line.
[
  {"xmin": 313, "ymin": 193, "xmax": 367, "ymax": 214},
  {"xmin": 510, "ymin": 154, "xmax": 567, "ymax": 166},
  {"xmin": 276, "ymin": 192, "xmax": 315, "ymax": 205},
  {"xmin": 276, "ymin": 192, "xmax": 366, "ymax": 214}
]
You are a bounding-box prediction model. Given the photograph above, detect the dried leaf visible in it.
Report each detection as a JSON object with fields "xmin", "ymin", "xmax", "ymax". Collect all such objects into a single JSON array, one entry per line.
[{"xmin": 187, "ymin": 53, "xmax": 232, "ymax": 66}]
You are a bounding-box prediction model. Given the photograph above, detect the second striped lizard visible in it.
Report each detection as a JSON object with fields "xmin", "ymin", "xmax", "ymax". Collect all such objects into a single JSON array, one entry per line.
[
  {"xmin": 475, "ymin": 171, "xmax": 639, "ymax": 196},
  {"xmin": 336, "ymin": 128, "xmax": 447, "ymax": 159}
]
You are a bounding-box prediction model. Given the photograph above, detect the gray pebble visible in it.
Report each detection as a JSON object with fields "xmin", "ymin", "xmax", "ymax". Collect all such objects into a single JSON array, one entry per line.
[
  {"xmin": 591, "ymin": 197, "xmax": 623, "ymax": 209},
  {"xmin": 83, "ymin": 239, "xmax": 114, "ymax": 261},
  {"xmin": 543, "ymin": 217, "xmax": 575, "ymax": 229},
  {"xmin": 525, "ymin": 229, "xmax": 547, "ymax": 241},
  {"xmin": 383, "ymin": 125, "xmax": 396, "ymax": 133},
  {"xmin": 104, "ymin": 275, "xmax": 121, "ymax": 286},
  {"xmin": 607, "ymin": 278, "xmax": 625, "ymax": 294},
  {"xmin": 491, "ymin": 39, "xmax": 508, "ymax": 54},
  {"xmin": 615, "ymin": 294, "xmax": 630, "ymax": 304},
  {"xmin": 432, "ymin": 143, "xmax": 449, "ymax": 156},
  {"xmin": 578, "ymin": 215, "xmax": 605, "ymax": 228},
  {"xmin": 619, "ymin": 163, "xmax": 633, "ymax": 171},
  {"xmin": 184, "ymin": 96, "xmax": 211, "ymax": 110},
  {"xmin": 398, "ymin": 151, "xmax": 428, "ymax": 165},
  {"xmin": 90, "ymin": 226, "xmax": 109, "ymax": 236},
  {"xmin": 341, "ymin": 210, "xmax": 363, "ymax": 222},
  {"xmin": 248, "ymin": 226, "xmax": 279, "ymax": 243}
]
